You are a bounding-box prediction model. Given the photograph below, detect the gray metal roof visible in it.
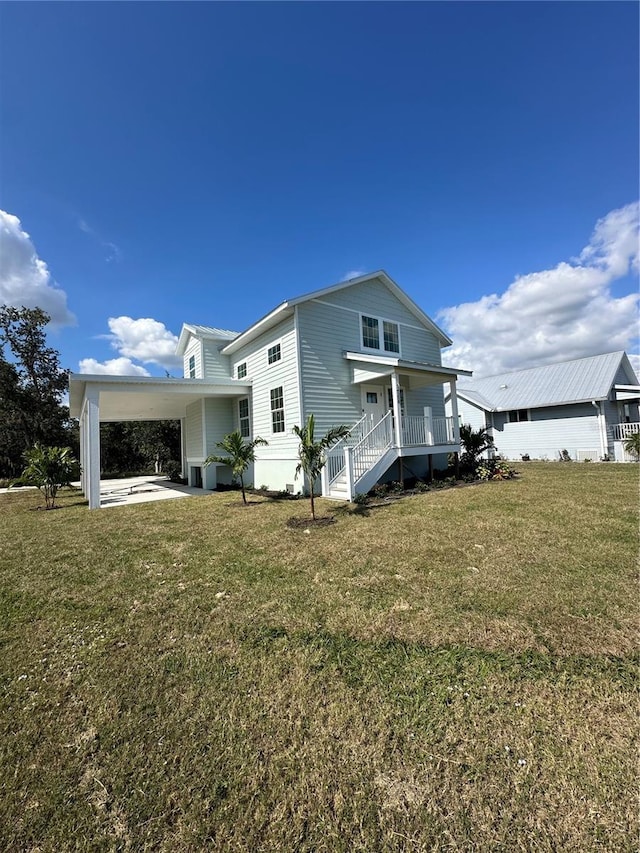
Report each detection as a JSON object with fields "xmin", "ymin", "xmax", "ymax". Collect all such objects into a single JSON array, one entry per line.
[
  {"xmin": 457, "ymin": 351, "xmax": 638, "ymax": 411},
  {"xmin": 186, "ymin": 324, "xmax": 239, "ymax": 339}
]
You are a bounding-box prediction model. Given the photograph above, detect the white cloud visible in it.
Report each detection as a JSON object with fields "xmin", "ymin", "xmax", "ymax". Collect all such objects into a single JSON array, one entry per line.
[
  {"xmin": 439, "ymin": 202, "xmax": 639, "ymax": 378},
  {"xmin": 78, "ymin": 357, "xmax": 150, "ymax": 377},
  {"xmin": 342, "ymin": 269, "xmax": 366, "ymax": 281},
  {"xmin": 105, "ymin": 316, "xmax": 181, "ymax": 368},
  {"xmin": 77, "ymin": 217, "xmax": 122, "ymax": 263},
  {"xmin": 0, "ymin": 209, "xmax": 75, "ymax": 328}
]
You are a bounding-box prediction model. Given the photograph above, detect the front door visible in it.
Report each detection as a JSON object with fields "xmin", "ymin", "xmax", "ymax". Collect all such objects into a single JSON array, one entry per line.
[{"xmin": 362, "ymin": 385, "xmax": 386, "ymax": 426}]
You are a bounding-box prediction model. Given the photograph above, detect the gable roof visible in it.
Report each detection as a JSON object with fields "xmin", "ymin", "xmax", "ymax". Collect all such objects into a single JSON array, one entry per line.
[
  {"xmin": 453, "ymin": 351, "xmax": 638, "ymax": 411},
  {"xmin": 220, "ymin": 270, "xmax": 452, "ymax": 355},
  {"xmin": 176, "ymin": 323, "xmax": 239, "ymax": 356}
]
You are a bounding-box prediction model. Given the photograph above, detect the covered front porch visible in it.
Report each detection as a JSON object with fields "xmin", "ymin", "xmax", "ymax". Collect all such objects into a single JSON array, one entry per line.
[
  {"xmin": 322, "ymin": 353, "xmax": 471, "ymax": 500},
  {"xmin": 69, "ymin": 374, "xmax": 251, "ymax": 508}
]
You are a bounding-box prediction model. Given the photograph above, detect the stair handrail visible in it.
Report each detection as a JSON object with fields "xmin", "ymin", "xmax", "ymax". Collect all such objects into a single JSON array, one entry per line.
[
  {"xmin": 325, "ymin": 413, "xmax": 368, "ymax": 486},
  {"xmin": 350, "ymin": 411, "xmax": 393, "ymax": 484}
]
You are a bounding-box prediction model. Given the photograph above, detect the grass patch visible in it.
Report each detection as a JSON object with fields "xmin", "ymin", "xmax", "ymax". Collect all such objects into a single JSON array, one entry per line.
[{"xmin": 1, "ymin": 463, "xmax": 638, "ymax": 850}]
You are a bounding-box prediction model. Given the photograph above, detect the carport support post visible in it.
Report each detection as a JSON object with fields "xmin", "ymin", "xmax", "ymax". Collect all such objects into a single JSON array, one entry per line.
[
  {"xmin": 85, "ymin": 387, "xmax": 101, "ymax": 509},
  {"xmin": 180, "ymin": 417, "xmax": 187, "ymax": 478}
]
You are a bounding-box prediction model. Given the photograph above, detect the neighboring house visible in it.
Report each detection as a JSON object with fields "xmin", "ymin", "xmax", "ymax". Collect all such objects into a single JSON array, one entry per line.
[
  {"xmin": 70, "ymin": 271, "xmax": 471, "ymax": 508},
  {"xmin": 445, "ymin": 351, "xmax": 640, "ymax": 462}
]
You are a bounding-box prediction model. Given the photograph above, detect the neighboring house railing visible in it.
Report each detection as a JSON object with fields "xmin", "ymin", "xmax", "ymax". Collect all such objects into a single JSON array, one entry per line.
[{"xmin": 610, "ymin": 422, "xmax": 640, "ymax": 441}]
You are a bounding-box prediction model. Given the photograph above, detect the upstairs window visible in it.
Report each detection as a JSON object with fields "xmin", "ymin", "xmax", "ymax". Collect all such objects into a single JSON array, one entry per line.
[
  {"xmin": 361, "ymin": 316, "xmax": 379, "ymax": 349},
  {"xmin": 188, "ymin": 355, "xmax": 196, "ymax": 379},
  {"xmin": 238, "ymin": 398, "xmax": 250, "ymax": 438},
  {"xmin": 383, "ymin": 321, "xmax": 400, "ymax": 354},
  {"xmin": 237, "ymin": 362, "xmax": 247, "ymax": 379},
  {"xmin": 267, "ymin": 343, "xmax": 282, "ymax": 365},
  {"xmin": 270, "ymin": 386, "xmax": 285, "ymax": 433},
  {"xmin": 507, "ymin": 409, "xmax": 529, "ymax": 423},
  {"xmin": 361, "ymin": 315, "xmax": 400, "ymax": 354}
]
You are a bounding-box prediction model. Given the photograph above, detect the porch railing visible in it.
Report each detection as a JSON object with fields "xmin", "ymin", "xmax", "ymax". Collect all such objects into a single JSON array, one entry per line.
[
  {"xmin": 401, "ymin": 415, "xmax": 456, "ymax": 446},
  {"xmin": 350, "ymin": 411, "xmax": 393, "ymax": 483},
  {"xmin": 610, "ymin": 422, "xmax": 640, "ymax": 441},
  {"xmin": 325, "ymin": 414, "xmax": 368, "ymax": 486}
]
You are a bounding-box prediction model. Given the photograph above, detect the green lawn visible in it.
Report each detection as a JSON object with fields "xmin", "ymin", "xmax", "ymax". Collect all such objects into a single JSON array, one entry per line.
[{"xmin": 1, "ymin": 463, "xmax": 638, "ymax": 851}]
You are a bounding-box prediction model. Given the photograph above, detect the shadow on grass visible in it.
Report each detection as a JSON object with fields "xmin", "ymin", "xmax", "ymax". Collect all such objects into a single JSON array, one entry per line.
[{"xmin": 238, "ymin": 623, "xmax": 638, "ymax": 686}]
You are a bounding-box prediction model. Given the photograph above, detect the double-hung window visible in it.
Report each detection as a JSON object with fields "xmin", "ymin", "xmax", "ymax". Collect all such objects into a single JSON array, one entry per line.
[
  {"xmin": 267, "ymin": 343, "xmax": 282, "ymax": 365},
  {"xmin": 238, "ymin": 398, "xmax": 250, "ymax": 438},
  {"xmin": 188, "ymin": 355, "xmax": 196, "ymax": 379},
  {"xmin": 361, "ymin": 315, "xmax": 400, "ymax": 354},
  {"xmin": 270, "ymin": 386, "xmax": 285, "ymax": 433},
  {"xmin": 237, "ymin": 362, "xmax": 247, "ymax": 379}
]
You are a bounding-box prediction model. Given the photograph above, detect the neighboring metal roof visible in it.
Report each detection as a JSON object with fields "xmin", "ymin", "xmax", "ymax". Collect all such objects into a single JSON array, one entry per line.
[{"xmin": 455, "ymin": 351, "xmax": 638, "ymax": 411}]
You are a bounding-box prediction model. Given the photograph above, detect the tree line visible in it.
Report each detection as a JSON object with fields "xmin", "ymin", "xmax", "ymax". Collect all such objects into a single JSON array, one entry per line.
[{"xmin": 0, "ymin": 306, "xmax": 180, "ymax": 481}]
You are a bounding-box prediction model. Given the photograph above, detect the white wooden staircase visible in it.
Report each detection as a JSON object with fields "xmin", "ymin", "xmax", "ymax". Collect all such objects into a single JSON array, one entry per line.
[{"xmin": 322, "ymin": 410, "xmax": 458, "ymax": 501}]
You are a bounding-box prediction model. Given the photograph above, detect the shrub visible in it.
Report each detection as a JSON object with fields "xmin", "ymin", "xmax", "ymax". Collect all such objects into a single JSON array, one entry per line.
[
  {"xmin": 18, "ymin": 444, "xmax": 78, "ymax": 509},
  {"xmin": 623, "ymin": 431, "xmax": 640, "ymax": 461},
  {"xmin": 164, "ymin": 460, "xmax": 186, "ymax": 483},
  {"xmin": 477, "ymin": 460, "xmax": 517, "ymax": 481}
]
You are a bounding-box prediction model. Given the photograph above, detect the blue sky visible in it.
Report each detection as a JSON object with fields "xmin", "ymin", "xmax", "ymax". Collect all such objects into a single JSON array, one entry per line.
[{"xmin": 1, "ymin": 1, "xmax": 638, "ymax": 378}]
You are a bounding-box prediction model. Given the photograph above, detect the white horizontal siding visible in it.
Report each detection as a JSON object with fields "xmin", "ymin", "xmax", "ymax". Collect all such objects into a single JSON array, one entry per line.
[
  {"xmin": 406, "ymin": 385, "xmax": 447, "ymax": 420},
  {"xmin": 398, "ymin": 324, "xmax": 443, "ymax": 365},
  {"xmin": 229, "ymin": 315, "xmax": 302, "ymax": 460},
  {"xmin": 297, "ymin": 300, "xmax": 362, "ymax": 434},
  {"xmin": 202, "ymin": 341, "xmax": 232, "ymax": 381},
  {"xmin": 447, "ymin": 397, "xmax": 487, "ymax": 431},
  {"xmin": 203, "ymin": 398, "xmax": 235, "ymax": 455},
  {"xmin": 490, "ymin": 403, "xmax": 601, "ymax": 460},
  {"xmin": 183, "ymin": 339, "xmax": 202, "ymax": 379},
  {"xmin": 298, "ymin": 293, "xmax": 447, "ymax": 436},
  {"xmin": 185, "ymin": 400, "xmax": 203, "ymax": 457}
]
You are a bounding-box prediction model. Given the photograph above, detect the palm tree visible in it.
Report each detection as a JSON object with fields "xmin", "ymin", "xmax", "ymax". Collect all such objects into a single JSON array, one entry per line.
[
  {"xmin": 623, "ymin": 430, "xmax": 640, "ymax": 461},
  {"xmin": 204, "ymin": 431, "xmax": 268, "ymax": 505},
  {"xmin": 293, "ymin": 414, "xmax": 350, "ymax": 520},
  {"xmin": 459, "ymin": 423, "xmax": 495, "ymax": 472}
]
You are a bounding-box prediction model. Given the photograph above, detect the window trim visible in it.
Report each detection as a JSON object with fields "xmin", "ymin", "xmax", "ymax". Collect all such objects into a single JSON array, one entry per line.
[
  {"xmin": 236, "ymin": 361, "xmax": 247, "ymax": 380},
  {"xmin": 507, "ymin": 409, "xmax": 530, "ymax": 423},
  {"xmin": 188, "ymin": 354, "xmax": 196, "ymax": 379},
  {"xmin": 238, "ymin": 397, "xmax": 251, "ymax": 438},
  {"xmin": 267, "ymin": 341, "xmax": 282, "ymax": 366},
  {"xmin": 359, "ymin": 313, "xmax": 401, "ymax": 355},
  {"xmin": 270, "ymin": 385, "xmax": 285, "ymax": 434}
]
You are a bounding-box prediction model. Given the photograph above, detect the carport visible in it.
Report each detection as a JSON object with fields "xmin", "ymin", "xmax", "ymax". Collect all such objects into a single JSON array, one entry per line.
[{"xmin": 69, "ymin": 374, "xmax": 250, "ymax": 508}]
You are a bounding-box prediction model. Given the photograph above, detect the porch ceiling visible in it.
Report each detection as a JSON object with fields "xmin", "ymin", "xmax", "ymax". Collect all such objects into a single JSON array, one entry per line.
[
  {"xmin": 69, "ymin": 374, "xmax": 251, "ymax": 422},
  {"xmin": 344, "ymin": 351, "xmax": 471, "ymax": 388}
]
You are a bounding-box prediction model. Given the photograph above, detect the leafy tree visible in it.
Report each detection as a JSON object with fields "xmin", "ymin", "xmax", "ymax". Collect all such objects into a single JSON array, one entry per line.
[
  {"xmin": 100, "ymin": 421, "xmax": 181, "ymax": 476},
  {"xmin": 293, "ymin": 414, "xmax": 349, "ymax": 520},
  {"xmin": 459, "ymin": 423, "xmax": 495, "ymax": 473},
  {"xmin": 623, "ymin": 430, "xmax": 640, "ymax": 461},
  {"xmin": 19, "ymin": 444, "xmax": 78, "ymax": 509},
  {"xmin": 0, "ymin": 307, "xmax": 71, "ymax": 477},
  {"xmin": 204, "ymin": 431, "xmax": 268, "ymax": 504}
]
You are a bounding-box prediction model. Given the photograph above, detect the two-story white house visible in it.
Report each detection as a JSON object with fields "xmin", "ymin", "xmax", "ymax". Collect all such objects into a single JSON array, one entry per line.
[{"xmin": 70, "ymin": 271, "xmax": 471, "ymax": 508}]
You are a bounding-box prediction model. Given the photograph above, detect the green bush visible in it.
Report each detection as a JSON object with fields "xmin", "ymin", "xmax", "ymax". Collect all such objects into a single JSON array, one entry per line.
[{"xmin": 18, "ymin": 444, "xmax": 78, "ymax": 509}]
